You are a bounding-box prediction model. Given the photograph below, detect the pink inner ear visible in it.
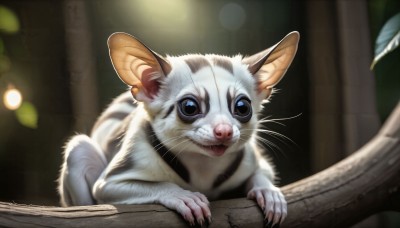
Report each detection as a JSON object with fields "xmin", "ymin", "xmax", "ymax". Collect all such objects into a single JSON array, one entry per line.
[{"xmin": 141, "ymin": 68, "xmax": 160, "ymax": 99}]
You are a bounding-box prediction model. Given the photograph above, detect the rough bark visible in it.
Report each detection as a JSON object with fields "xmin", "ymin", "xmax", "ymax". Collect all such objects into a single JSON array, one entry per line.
[
  {"xmin": 282, "ymin": 101, "xmax": 400, "ymax": 227},
  {"xmin": 0, "ymin": 102, "xmax": 399, "ymax": 227}
]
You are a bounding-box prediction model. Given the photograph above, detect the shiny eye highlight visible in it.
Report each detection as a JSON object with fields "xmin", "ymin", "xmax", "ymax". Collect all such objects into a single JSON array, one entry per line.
[
  {"xmin": 177, "ymin": 96, "xmax": 202, "ymax": 123},
  {"xmin": 233, "ymin": 95, "xmax": 252, "ymax": 123},
  {"xmin": 180, "ymin": 98, "xmax": 200, "ymax": 116}
]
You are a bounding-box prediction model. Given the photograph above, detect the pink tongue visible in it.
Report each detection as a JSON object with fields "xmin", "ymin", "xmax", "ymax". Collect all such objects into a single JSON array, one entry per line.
[{"xmin": 209, "ymin": 145, "xmax": 227, "ymax": 156}]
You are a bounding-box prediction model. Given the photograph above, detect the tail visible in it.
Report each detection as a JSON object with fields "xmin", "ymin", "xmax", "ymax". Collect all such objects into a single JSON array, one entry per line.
[{"xmin": 58, "ymin": 135, "xmax": 107, "ymax": 206}]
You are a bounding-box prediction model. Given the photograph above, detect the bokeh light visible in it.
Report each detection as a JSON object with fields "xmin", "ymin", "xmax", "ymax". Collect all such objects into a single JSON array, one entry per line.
[
  {"xmin": 3, "ymin": 86, "xmax": 22, "ymax": 110},
  {"xmin": 131, "ymin": 0, "xmax": 191, "ymax": 27},
  {"xmin": 219, "ymin": 3, "xmax": 246, "ymax": 31}
]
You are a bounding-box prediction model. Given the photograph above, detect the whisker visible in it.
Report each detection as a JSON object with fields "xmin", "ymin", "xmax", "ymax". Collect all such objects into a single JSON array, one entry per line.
[
  {"xmin": 239, "ymin": 132, "xmax": 285, "ymax": 159},
  {"xmin": 158, "ymin": 137, "xmax": 191, "ymax": 162},
  {"xmin": 171, "ymin": 140, "xmax": 192, "ymax": 162},
  {"xmin": 258, "ymin": 113, "xmax": 302, "ymax": 126},
  {"xmin": 150, "ymin": 135, "xmax": 189, "ymax": 160},
  {"xmin": 153, "ymin": 135, "xmax": 183, "ymax": 153},
  {"xmin": 254, "ymin": 135, "xmax": 288, "ymax": 159},
  {"xmin": 254, "ymin": 129, "xmax": 295, "ymax": 145},
  {"xmin": 242, "ymin": 121, "xmax": 299, "ymax": 149}
]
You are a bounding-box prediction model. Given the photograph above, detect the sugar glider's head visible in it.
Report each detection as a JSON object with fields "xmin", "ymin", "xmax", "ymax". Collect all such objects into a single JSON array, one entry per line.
[{"xmin": 108, "ymin": 32, "xmax": 299, "ymax": 157}]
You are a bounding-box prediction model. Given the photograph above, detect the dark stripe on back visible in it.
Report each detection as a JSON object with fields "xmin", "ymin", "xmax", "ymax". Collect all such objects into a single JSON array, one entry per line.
[
  {"xmin": 91, "ymin": 92, "xmax": 136, "ymax": 133},
  {"xmin": 105, "ymin": 151, "xmax": 134, "ymax": 178},
  {"xmin": 103, "ymin": 113, "xmax": 133, "ymax": 162},
  {"xmin": 92, "ymin": 111, "xmax": 131, "ymax": 134},
  {"xmin": 212, "ymin": 149, "xmax": 244, "ymax": 188},
  {"xmin": 147, "ymin": 123, "xmax": 190, "ymax": 183},
  {"xmin": 185, "ymin": 56, "xmax": 211, "ymax": 73},
  {"xmin": 212, "ymin": 56, "xmax": 234, "ymax": 74}
]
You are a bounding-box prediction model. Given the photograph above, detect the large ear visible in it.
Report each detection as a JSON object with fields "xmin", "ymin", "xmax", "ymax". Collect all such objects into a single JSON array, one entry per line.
[
  {"xmin": 108, "ymin": 32, "xmax": 172, "ymax": 102},
  {"xmin": 243, "ymin": 31, "xmax": 299, "ymax": 98}
]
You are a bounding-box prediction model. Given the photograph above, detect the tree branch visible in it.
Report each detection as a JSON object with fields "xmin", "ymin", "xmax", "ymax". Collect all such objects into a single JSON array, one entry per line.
[
  {"xmin": 282, "ymin": 101, "xmax": 400, "ymax": 227},
  {"xmin": 1, "ymin": 102, "xmax": 399, "ymax": 227}
]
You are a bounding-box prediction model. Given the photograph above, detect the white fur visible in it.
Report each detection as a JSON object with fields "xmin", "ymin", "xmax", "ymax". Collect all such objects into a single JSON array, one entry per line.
[
  {"xmin": 59, "ymin": 59, "xmax": 285, "ymax": 226},
  {"xmin": 58, "ymin": 30, "xmax": 299, "ymax": 226}
]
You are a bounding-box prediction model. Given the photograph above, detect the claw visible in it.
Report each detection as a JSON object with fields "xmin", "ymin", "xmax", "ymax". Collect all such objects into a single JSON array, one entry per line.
[
  {"xmin": 207, "ymin": 216, "xmax": 212, "ymax": 225},
  {"xmin": 197, "ymin": 218, "xmax": 205, "ymax": 227},
  {"xmin": 265, "ymin": 220, "xmax": 273, "ymax": 228},
  {"xmin": 264, "ymin": 219, "xmax": 269, "ymax": 228}
]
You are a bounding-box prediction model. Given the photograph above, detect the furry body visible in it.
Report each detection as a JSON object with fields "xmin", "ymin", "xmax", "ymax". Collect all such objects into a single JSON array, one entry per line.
[{"xmin": 58, "ymin": 32, "xmax": 299, "ymax": 226}]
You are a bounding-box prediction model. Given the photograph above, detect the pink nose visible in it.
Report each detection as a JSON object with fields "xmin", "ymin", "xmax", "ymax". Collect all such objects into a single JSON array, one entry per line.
[{"xmin": 214, "ymin": 124, "xmax": 233, "ymax": 141}]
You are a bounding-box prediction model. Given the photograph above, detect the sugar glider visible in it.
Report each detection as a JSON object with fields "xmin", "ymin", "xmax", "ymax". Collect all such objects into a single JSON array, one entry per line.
[{"xmin": 59, "ymin": 31, "xmax": 299, "ymax": 227}]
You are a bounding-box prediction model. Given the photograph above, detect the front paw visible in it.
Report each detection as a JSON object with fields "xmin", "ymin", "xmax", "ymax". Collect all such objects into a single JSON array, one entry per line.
[
  {"xmin": 158, "ymin": 190, "xmax": 211, "ymax": 227},
  {"xmin": 247, "ymin": 186, "xmax": 287, "ymax": 227}
]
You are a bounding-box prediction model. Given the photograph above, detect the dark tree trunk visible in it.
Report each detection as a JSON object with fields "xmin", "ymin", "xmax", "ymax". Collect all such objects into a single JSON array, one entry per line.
[
  {"xmin": 63, "ymin": 0, "xmax": 99, "ymax": 132},
  {"xmin": 0, "ymin": 102, "xmax": 399, "ymax": 227}
]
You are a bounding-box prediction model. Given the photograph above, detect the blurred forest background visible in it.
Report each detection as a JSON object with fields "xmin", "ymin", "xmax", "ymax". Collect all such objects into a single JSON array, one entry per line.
[{"xmin": 0, "ymin": 0, "xmax": 399, "ymax": 227}]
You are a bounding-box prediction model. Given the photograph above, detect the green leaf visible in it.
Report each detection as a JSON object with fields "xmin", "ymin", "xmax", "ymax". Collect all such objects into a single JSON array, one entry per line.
[
  {"xmin": 0, "ymin": 5, "xmax": 20, "ymax": 34},
  {"xmin": 371, "ymin": 13, "xmax": 400, "ymax": 70},
  {"xmin": 15, "ymin": 102, "xmax": 38, "ymax": 129}
]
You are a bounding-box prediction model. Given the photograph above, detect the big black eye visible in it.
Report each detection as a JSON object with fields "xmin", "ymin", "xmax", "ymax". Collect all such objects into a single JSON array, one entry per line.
[
  {"xmin": 233, "ymin": 96, "xmax": 252, "ymax": 123},
  {"xmin": 177, "ymin": 96, "xmax": 202, "ymax": 123},
  {"xmin": 181, "ymin": 99, "xmax": 200, "ymax": 116}
]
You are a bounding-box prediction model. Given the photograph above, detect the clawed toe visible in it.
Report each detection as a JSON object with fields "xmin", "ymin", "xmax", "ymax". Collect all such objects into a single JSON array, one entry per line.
[
  {"xmin": 248, "ymin": 186, "xmax": 287, "ymax": 227},
  {"xmin": 186, "ymin": 216, "xmax": 211, "ymax": 227}
]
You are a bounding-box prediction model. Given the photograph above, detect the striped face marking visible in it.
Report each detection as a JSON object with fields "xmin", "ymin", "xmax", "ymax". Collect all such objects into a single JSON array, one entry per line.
[
  {"xmin": 185, "ymin": 55, "xmax": 233, "ymax": 74},
  {"xmin": 153, "ymin": 54, "xmax": 258, "ymax": 158},
  {"xmin": 184, "ymin": 56, "xmax": 233, "ymax": 112}
]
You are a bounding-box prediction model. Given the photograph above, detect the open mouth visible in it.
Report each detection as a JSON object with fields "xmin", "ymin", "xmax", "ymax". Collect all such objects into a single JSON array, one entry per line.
[
  {"xmin": 190, "ymin": 140, "xmax": 229, "ymax": 156},
  {"xmin": 202, "ymin": 144, "xmax": 228, "ymax": 156}
]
